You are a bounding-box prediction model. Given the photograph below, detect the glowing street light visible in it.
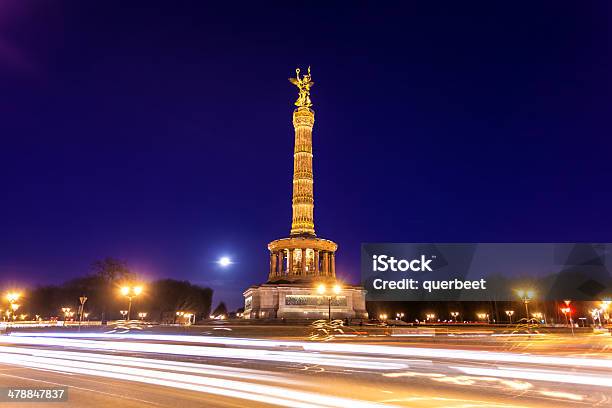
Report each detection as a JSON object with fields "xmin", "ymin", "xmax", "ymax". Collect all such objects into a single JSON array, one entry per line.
[
  {"xmin": 138, "ymin": 312, "xmax": 148, "ymax": 321},
  {"xmin": 396, "ymin": 312, "xmax": 405, "ymax": 321},
  {"xmin": 450, "ymin": 311, "xmax": 459, "ymax": 322},
  {"xmin": 425, "ymin": 313, "xmax": 436, "ymax": 322},
  {"xmin": 516, "ymin": 289, "xmax": 535, "ymax": 319},
  {"xmin": 379, "ymin": 313, "xmax": 388, "ymax": 320},
  {"xmin": 477, "ymin": 312, "xmax": 490, "ymax": 323},
  {"xmin": 590, "ymin": 309, "xmax": 602, "ymax": 326},
  {"xmin": 119, "ymin": 285, "xmax": 143, "ymax": 320},
  {"xmin": 184, "ymin": 312, "xmax": 194, "ymax": 325},
  {"xmin": 599, "ymin": 299, "xmax": 610, "ymax": 324},
  {"xmin": 120, "ymin": 310, "xmax": 128, "ymax": 319},
  {"xmin": 61, "ymin": 307, "xmax": 71, "ymax": 321},
  {"xmin": 5, "ymin": 292, "xmax": 21, "ymax": 320},
  {"xmin": 532, "ymin": 312, "xmax": 544, "ymax": 323},
  {"xmin": 560, "ymin": 302, "xmax": 575, "ymax": 336},
  {"xmin": 505, "ymin": 310, "xmax": 515, "ymax": 324},
  {"xmin": 10, "ymin": 303, "xmax": 20, "ymax": 320},
  {"xmin": 316, "ymin": 283, "xmax": 342, "ymax": 322},
  {"xmin": 560, "ymin": 307, "xmax": 571, "ymax": 323},
  {"xmin": 5, "ymin": 292, "xmax": 21, "ymax": 303}
]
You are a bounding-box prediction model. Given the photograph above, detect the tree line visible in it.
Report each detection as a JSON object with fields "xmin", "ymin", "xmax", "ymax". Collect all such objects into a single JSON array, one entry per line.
[{"xmin": 19, "ymin": 258, "xmax": 214, "ymax": 322}]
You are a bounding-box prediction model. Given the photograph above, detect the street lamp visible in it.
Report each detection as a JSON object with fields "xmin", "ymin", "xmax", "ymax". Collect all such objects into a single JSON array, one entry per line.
[
  {"xmin": 316, "ymin": 283, "xmax": 342, "ymax": 322},
  {"xmin": 6, "ymin": 292, "xmax": 21, "ymax": 320},
  {"xmin": 425, "ymin": 313, "xmax": 435, "ymax": 322},
  {"xmin": 516, "ymin": 289, "xmax": 535, "ymax": 320},
  {"xmin": 184, "ymin": 313, "xmax": 194, "ymax": 325},
  {"xmin": 450, "ymin": 311, "xmax": 459, "ymax": 322},
  {"xmin": 120, "ymin": 310, "xmax": 128, "ymax": 319},
  {"xmin": 477, "ymin": 313, "xmax": 490, "ymax": 323},
  {"xmin": 138, "ymin": 312, "xmax": 148, "ymax": 321},
  {"xmin": 590, "ymin": 309, "xmax": 602, "ymax": 327},
  {"xmin": 560, "ymin": 307, "xmax": 571, "ymax": 325},
  {"xmin": 505, "ymin": 310, "xmax": 514, "ymax": 324},
  {"xmin": 560, "ymin": 302, "xmax": 575, "ymax": 336},
  {"xmin": 6, "ymin": 292, "xmax": 21, "ymax": 303},
  {"xmin": 61, "ymin": 307, "xmax": 71, "ymax": 321},
  {"xmin": 120, "ymin": 285, "xmax": 143, "ymax": 320},
  {"xmin": 10, "ymin": 303, "xmax": 20, "ymax": 320},
  {"xmin": 396, "ymin": 312, "xmax": 405, "ymax": 321},
  {"xmin": 600, "ymin": 300, "xmax": 610, "ymax": 324}
]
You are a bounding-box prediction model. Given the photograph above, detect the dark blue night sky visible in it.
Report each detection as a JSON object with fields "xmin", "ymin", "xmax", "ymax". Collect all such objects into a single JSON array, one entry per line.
[{"xmin": 1, "ymin": 1, "xmax": 611, "ymax": 309}]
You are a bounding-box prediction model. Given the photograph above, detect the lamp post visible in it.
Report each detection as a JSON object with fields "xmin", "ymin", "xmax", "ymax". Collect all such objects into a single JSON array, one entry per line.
[
  {"xmin": 316, "ymin": 283, "xmax": 342, "ymax": 322},
  {"xmin": 600, "ymin": 300, "xmax": 610, "ymax": 324},
  {"xmin": 425, "ymin": 313, "xmax": 435, "ymax": 322},
  {"xmin": 120, "ymin": 285, "xmax": 143, "ymax": 321},
  {"xmin": 477, "ymin": 313, "xmax": 489, "ymax": 323},
  {"xmin": 516, "ymin": 289, "xmax": 535, "ymax": 321},
  {"xmin": 532, "ymin": 312, "xmax": 544, "ymax": 324},
  {"xmin": 396, "ymin": 312, "xmax": 405, "ymax": 321},
  {"xmin": 10, "ymin": 303, "xmax": 20, "ymax": 320},
  {"xmin": 560, "ymin": 307, "xmax": 570, "ymax": 325},
  {"xmin": 450, "ymin": 311, "xmax": 459, "ymax": 322},
  {"xmin": 61, "ymin": 307, "xmax": 71, "ymax": 322},
  {"xmin": 505, "ymin": 310, "xmax": 514, "ymax": 324},
  {"xmin": 138, "ymin": 312, "xmax": 147, "ymax": 321},
  {"xmin": 78, "ymin": 296, "xmax": 87, "ymax": 331},
  {"xmin": 590, "ymin": 309, "xmax": 601, "ymax": 327},
  {"xmin": 6, "ymin": 292, "xmax": 21, "ymax": 321},
  {"xmin": 184, "ymin": 313, "xmax": 194, "ymax": 325},
  {"xmin": 120, "ymin": 310, "xmax": 128, "ymax": 320},
  {"xmin": 561, "ymin": 301, "xmax": 574, "ymax": 336}
]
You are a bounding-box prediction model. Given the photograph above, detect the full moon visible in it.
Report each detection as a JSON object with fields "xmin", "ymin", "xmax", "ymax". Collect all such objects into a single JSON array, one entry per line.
[{"xmin": 218, "ymin": 256, "xmax": 232, "ymax": 267}]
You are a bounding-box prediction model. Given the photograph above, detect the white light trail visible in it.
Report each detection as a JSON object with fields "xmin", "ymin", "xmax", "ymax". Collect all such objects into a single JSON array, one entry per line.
[
  {"xmin": 0, "ymin": 345, "xmax": 300, "ymax": 384},
  {"xmin": 451, "ymin": 365, "xmax": 612, "ymax": 388},
  {"xmin": 0, "ymin": 351, "xmax": 394, "ymax": 408},
  {"xmin": 0, "ymin": 335, "xmax": 408, "ymax": 371},
  {"xmin": 7, "ymin": 332, "xmax": 612, "ymax": 370}
]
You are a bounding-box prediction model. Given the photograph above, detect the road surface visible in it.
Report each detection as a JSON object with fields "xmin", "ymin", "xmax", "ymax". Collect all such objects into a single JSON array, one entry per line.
[{"xmin": 0, "ymin": 330, "xmax": 611, "ymax": 407}]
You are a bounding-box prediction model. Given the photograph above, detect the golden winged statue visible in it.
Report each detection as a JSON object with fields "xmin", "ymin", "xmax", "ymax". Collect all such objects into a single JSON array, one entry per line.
[{"xmin": 289, "ymin": 66, "xmax": 314, "ymax": 108}]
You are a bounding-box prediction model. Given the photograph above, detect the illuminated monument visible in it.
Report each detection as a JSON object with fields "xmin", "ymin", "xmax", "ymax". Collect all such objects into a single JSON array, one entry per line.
[{"xmin": 243, "ymin": 67, "xmax": 367, "ymax": 319}]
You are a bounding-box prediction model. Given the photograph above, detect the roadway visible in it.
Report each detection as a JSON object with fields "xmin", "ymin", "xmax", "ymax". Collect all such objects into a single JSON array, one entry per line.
[{"xmin": 0, "ymin": 329, "xmax": 611, "ymax": 407}]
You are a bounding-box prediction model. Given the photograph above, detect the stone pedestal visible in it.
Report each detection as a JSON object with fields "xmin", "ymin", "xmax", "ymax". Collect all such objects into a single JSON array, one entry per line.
[{"xmin": 243, "ymin": 283, "xmax": 367, "ymax": 320}]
